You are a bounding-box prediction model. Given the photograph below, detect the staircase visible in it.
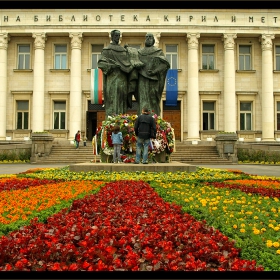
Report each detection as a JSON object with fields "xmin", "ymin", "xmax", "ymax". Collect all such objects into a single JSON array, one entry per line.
[
  {"xmin": 170, "ymin": 143, "xmax": 233, "ymax": 164},
  {"xmin": 35, "ymin": 142, "xmax": 100, "ymax": 164},
  {"xmin": 35, "ymin": 141, "xmax": 233, "ymax": 165}
]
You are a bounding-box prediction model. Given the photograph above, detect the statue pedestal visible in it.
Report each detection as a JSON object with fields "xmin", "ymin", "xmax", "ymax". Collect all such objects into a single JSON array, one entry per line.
[
  {"xmin": 100, "ymin": 153, "xmax": 113, "ymax": 163},
  {"xmin": 154, "ymin": 151, "xmax": 167, "ymax": 163}
]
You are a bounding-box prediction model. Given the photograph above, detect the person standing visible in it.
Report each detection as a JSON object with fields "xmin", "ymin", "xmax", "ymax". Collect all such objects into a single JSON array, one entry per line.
[
  {"xmin": 98, "ymin": 30, "xmax": 141, "ymax": 117},
  {"xmin": 111, "ymin": 125, "xmax": 123, "ymax": 163},
  {"xmin": 134, "ymin": 107, "xmax": 157, "ymax": 164},
  {"xmin": 75, "ymin": 130, "xmax": 81, "ymax": 149},
  {"xmin": 137, "ymin": 33, "xmax": 170, "ymax": 116}
]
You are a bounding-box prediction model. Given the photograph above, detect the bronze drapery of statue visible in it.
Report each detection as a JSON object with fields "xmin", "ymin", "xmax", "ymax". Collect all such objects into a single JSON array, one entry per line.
[
  {"xmin": 97, "ymin": 30, "xmax": 143, "ymax": 117},
  {"xmin": 136, "ymin": 33, "xmax": 170, "ymax": 116},
  {"xmin": 98, "ymin": 31, "xmax": 170, "ymax": 117}
]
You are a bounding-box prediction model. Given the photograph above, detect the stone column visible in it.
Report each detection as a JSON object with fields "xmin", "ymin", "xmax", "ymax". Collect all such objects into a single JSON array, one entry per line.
[
  {"xmin": 69, "ymin": 32, "xmax": 83, "ymax": 140},
  {"xmin": 32, "ymin": 33, "xmax": 47, "ymax": 132},
  {"xmin": 260, "ymin": 34, "xmax": 275, "ymax": 141},
  {"xmin": 222, "ymin": 33, "xmax": 237, "ymax": 132},
  {"xmin": 186, "ymin": 33, "xmax": 200, "ymax": 141},
  {"xmin": 0, "ymin": 33, "xmax": 9, "ymax": 140}
]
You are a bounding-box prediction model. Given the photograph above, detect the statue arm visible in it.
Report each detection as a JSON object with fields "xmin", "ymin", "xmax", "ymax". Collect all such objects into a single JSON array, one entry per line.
[
  {"xmin": 98, "ymin": 54, "xmax": 121, "ymax": 75},
  {"xmin": 147, "ymin": 56, "xmax": 170, "ymax": 76}
]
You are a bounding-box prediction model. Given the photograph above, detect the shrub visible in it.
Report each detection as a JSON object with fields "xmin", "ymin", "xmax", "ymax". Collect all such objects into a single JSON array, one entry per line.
[{"xmin": 238, "ymin": 148, "xmax": 280, "ymax": 163}]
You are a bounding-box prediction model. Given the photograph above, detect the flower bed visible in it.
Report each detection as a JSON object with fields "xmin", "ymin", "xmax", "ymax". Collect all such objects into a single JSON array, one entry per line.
[
  {"xmin": 96, "ymin": 113, "xmax": 175, "ymax": 163},
  {"xmin": 0, "ymin": 166, "xmax": 279, "ymax": 271},
  {"xmin": 0, "ymin": 180, "xmax": 262, "ymax": 271}
]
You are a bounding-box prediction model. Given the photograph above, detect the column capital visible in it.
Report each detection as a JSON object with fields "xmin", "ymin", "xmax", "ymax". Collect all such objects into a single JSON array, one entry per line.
[
  {"xmin": 152, "ymin": 32, "xmax": 161, "ymax": 48},
  {"xmin": 0, "ymin": 33, "xmax": 10, "ymax": 50},
  {"xmin": 222, "ymin": 33, "xmax": 237, "ymax": 50},
  {"xmin": 32, "ymin": 33, "xmax": 47, "ymax": 50},
  {"xmin": 69, "ymin": 32, "xmax": 83, "ymax": 50},
  {"xmin": 186, "ymin": 33, "xmax": 200, "ymax": 50},
  {"xmin": 259, "ymin": 34, "xmax": 275, "ymax": 51}
]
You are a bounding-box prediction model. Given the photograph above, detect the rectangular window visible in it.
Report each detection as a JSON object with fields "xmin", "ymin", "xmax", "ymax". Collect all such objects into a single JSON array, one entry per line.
[
  {"xmin": 166, "ymin": 45, "xmax": 178, "ymax": 69},
  {"xmin": 239, "ymin": 45, "xmax": 251, "ymax": 70},
  {"xmin": 91, "ymin": 45, "xmax": 103, "ymax": 69},
  {"xmin": 276, "ymin": 46, "xmax": 280, "ymax": 71},
  {"xmin": 17, "ymin": 45, "xmax": 30, "ymax": 69},
  {"xmin": 16, "ymin": 101, "xmax": 29, "ymax": 129},
  {"xmin": 240, "ymin": 102, "xmax": 252, "ymax": 130},
  {"xmin": 202, "ymin": 101, "xmax": 215, "ymax": 130},
  {"xmin": 54, "ymin": 44, "xmax": 67, "ymax": 69},
  {"xmin": 53, "ymin": 101, "xmax": 66, "ymax": 129},
  {"xmin": 277, "ymin": 101, "xmax": 280, "ymax": 130},
  {"xmin": 202, "ymin": 44, "xmax": 215, "ymax": 70}
]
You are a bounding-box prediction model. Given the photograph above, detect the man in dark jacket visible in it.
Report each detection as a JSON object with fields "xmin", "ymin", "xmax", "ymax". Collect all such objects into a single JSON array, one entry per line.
[{"xmin": 134, "ymin": 107, "xmax": 156, "ymax": 164}]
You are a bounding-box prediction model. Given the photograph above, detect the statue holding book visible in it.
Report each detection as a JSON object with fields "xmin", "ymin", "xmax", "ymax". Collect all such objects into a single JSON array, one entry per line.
[{"xmin": 98, "ymin": 30, "xmax": 170, "ymax": 117}]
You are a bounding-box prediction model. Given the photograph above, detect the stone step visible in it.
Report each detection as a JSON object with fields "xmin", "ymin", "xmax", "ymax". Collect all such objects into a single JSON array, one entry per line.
[{"xmin": 36, "ymin": 143, "xmax": 233, "ymax": 164}]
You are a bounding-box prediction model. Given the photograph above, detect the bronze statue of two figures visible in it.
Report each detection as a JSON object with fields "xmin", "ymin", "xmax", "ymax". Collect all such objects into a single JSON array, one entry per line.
[{"xmin": 98, "ymin": 30, "xmax": 170, "ymax": 117}]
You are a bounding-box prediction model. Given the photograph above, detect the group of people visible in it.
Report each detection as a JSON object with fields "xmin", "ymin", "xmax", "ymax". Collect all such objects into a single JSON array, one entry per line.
[
  {"xmin": 111, "ymin": 107, "xmax": 156, "ymax": 164},
  {"xmin": 98, "ymin": 30, "xmax": 170, "ymax": 117},
  {"xmin": 75, "ymin": 106, "xmax": 156, "ymax": 164}
]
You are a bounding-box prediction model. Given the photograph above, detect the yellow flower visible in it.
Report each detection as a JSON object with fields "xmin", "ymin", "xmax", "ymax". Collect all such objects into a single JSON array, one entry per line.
[
  {"xmin": 274, "ymin": 227, "xmax": 279, "ymax": 231},
  {"xmin": 240, "ymin": 229, "xmax": 246, "ymax": 233},
  {"xmin": 261, "ymin": 228, "xmax": 266, "ymax": 232},
  {"xmin": 253, "ymin": 229, "xmax": 260, "ymax": 235},
  {"xmin": 233, "ymin": 224, "xmax": 238, "ymax": 229},
  {"xmin": 266, "ymin": 240, "xmax": 273, "ymax": 247},
  {"xmin": 276, "ymin": 250, "xmax": 280, "ymax": 254},
  {"xmin": 273, "ymin": 242, "xmax": 279, "ymax": 248},
  {"xmin": 241, "ymin": 223, "xmax": 245, "ymax": 228}
]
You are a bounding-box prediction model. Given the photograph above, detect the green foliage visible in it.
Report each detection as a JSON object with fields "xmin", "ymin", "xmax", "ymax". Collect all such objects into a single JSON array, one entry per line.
[
  {"xmin": 238, "ymin": 148, "xmax": 280, "ymax": 164},
  {"xmin": 0, "ymin": 149, "xmax": 31, "ymax": 162}
]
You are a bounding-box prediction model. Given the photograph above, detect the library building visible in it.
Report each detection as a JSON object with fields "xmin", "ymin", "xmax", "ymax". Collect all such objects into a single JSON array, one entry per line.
[{"xmin": 1, "ymin": 9, "xmax": 280, "ymax": 143}]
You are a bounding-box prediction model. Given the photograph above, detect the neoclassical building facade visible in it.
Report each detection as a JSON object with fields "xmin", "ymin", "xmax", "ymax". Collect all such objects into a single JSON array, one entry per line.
[{"xmin": 1, "ymin": 9, "xmax": 280, "ymax": 142}]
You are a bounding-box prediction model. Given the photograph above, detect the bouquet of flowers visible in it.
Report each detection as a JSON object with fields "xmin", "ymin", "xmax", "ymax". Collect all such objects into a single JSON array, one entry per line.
[{"xmin": 96, "ymin": 113, "xmax": 175, "ymax": 163}]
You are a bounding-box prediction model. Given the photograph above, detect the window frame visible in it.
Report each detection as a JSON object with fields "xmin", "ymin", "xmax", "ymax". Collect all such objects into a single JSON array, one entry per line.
[
  {"xmin": 53, "ymin": 100, "xmax": 66, "ymax": 130},
  {"xmin": 200, "ymin": 43, "xmax": 217, "ymax": 70},
  {"xmin": 16, "ymin": 100, "xmax": 29, "ymax": 130},
  {"xmin": 201, "ymin": 100, "xmax": 216, "ymax": 130},
  {"xmin": 239, "ymin": 101, "xmax": 253, "ymax": 131},
  {"xmin": 53, "ymin": 44, "xmax": 68, "ymax": 70},
  {"xmin": 165, "ymin": 44, "xmax": 178, "ymax": 69},
  {"xmin": 276, "ymin": 99, "xmax": 280, "ymax": 131},
  {"xmin": 237, "ymin": 44, "xmax": 253, "ymax": 71},
  {"xmin": 275, "ymin": 45, "xmax": 280, "ymax": 71},
  {"xmin": 17, "ymin": 44, "xmax": 31, "ymax": 70},
  {"xmin": 91, "ymin": 44, "xmax": 104, "ymax": 69}
]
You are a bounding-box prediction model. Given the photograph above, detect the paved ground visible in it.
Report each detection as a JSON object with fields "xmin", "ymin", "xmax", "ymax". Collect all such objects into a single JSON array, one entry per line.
[{"xmin": 0, "ymin": 163, "xmax": 279, "ymax": 177}]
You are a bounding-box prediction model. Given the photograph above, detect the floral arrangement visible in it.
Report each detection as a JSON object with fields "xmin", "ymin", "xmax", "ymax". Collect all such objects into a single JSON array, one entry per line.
[{"xmin": 96, "ymin": 113, "xmax": 175, "ymax": 163}]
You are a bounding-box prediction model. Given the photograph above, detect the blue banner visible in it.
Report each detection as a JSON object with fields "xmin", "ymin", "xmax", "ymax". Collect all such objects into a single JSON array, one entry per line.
[{"xmin": 165, "ymin": 69, "xmax": 178, "ymax": 106}]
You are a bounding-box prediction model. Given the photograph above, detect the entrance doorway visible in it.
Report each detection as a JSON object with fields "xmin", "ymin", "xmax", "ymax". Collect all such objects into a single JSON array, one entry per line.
[
  {"xmin": 162, "ymin": 101, "xmax": 181, "ymax": 141},
  {"xmin": 86, "ymin": 111, "xmax": 97, "ymax": 141},
  {"xmin": 86, "ymin": 101, "xmax": 181, "ymax": 141}
]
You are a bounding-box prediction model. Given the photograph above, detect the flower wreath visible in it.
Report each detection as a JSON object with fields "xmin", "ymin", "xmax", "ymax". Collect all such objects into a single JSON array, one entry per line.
[{"xmin": 96, "ymin": 113, "xmax": 175, "ymax": 163}]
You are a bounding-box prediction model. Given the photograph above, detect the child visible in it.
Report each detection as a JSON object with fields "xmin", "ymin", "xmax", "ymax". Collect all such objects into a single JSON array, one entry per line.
[{"xmin": 111, "ymin": 125, "xmax": 123, "ymax": 163}]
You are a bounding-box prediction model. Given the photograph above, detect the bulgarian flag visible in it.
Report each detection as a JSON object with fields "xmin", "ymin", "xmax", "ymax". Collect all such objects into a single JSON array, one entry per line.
[{"xmin": 91, "ymin": 68, "xmax": 103, "ymax": 104}]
